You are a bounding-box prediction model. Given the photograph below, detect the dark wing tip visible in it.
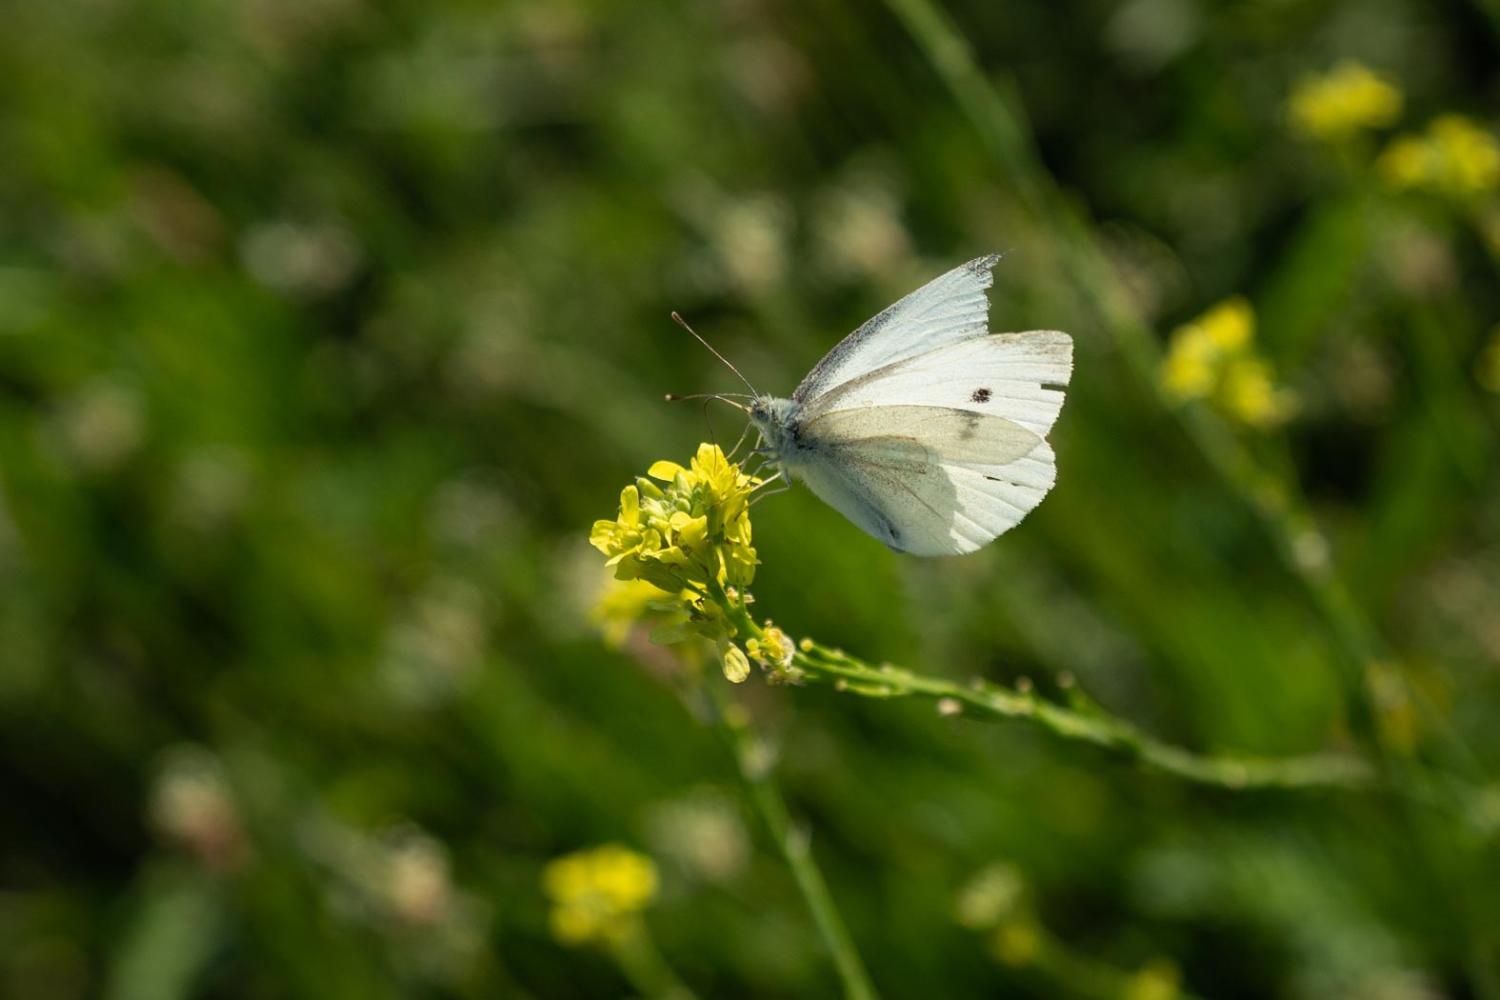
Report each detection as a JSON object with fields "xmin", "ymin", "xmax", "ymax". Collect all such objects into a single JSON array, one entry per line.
[{"xmin": 965, "ymin": 252, "xmax": 1004, "ymax": 273}]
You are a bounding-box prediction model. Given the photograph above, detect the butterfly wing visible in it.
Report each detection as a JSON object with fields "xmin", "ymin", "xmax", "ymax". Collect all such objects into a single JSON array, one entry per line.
[
  {"xmin": 792, "ymin": 333, "xmax": 1072, "ymax": 555},
  {"xmin": 800, "ymin": 331, "xmax": 1072, "ymax": 434},
  {"xmin": 792, "ymin": 254, "xmax": 1002, "ymax": 404},
  {"xmin": 794, "ymin": 404, "xmax": 1055, "ymax": 555},
  {"xmin": 782, "ymin": 253, "xmax": 1071, "ymax": 555}
]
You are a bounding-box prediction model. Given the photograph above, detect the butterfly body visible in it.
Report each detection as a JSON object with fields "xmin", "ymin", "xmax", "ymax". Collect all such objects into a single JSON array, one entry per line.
[{"xmin": 745, "ymin": 254, "xmax": 1073, "ymax": 556}]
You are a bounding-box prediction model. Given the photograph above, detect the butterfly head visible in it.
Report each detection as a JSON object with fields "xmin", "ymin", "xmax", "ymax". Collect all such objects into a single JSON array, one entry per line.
[{"xmin": 748, "ymin": 396, "xmax": 801, "ymax": 464}]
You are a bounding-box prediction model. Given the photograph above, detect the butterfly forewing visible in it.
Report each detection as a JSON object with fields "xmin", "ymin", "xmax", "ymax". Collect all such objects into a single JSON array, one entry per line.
[
  {"xmin": 799, "ymin": 332, "xmax": 1072, "ymax": 437},
  {"xmin": 792, "ymin": 254, "xmax": 1001, "ymax": 403}
]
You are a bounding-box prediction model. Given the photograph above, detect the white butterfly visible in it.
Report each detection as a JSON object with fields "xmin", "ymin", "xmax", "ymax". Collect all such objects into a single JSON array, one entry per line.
[{"xmin": 680, "ymin": 254, "xmax": 1072, "ymax": 556}]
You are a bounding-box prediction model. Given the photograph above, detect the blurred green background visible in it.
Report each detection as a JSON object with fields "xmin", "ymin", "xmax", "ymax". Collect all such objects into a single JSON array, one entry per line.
[{"xmin": 3, "ymin": 0, "xmax": 1500, "ymax": 997}]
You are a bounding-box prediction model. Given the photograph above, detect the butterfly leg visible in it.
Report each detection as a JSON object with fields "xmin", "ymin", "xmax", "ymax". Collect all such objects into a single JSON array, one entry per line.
[
  {"xmin": 749, "ymin": 472, "xmax": 791, "ymax": 505},
  {"xmin": 725, "ymin": 421, "xmax": 755, "ymax": 462}
]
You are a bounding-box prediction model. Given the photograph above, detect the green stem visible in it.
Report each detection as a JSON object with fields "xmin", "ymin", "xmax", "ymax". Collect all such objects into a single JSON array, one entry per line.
[
  {"xmin": 795, "ymin": 640, "xmax": 1376, "ymax": 792},
  {"xmin": 709, "ymin": 579, "xmax": 1378, "ymax": 793},
  {"xmin": 881, "ymin": 0, "xmax": 1042, "ymax": 206},
  {"xmin": 703, "ymin": 680, "xmax": 879, "ymax": 1000},
  {"xmin": 609, "ymin": 920, "xmax": 698, "ymax": 1000}
]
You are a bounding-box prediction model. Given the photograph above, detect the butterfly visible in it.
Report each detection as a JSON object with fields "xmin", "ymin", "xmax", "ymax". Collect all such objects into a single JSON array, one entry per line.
[{"xmin": 677, "ymin": 254, "xmax": 1072, "ymax": 556}]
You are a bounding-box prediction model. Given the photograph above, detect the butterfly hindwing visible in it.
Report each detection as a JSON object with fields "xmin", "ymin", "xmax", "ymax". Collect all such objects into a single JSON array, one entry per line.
[
  {"xmin": 801, "ymin": 405, "xmax": 1040, "ymax": 466},
  {"xmin": 795, "ymin": 405, "xmax": 1055, "ymax": 555}
]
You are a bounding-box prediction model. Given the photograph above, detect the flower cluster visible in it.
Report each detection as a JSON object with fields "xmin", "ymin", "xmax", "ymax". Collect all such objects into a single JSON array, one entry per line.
[
  {"xmin": 593, "ymin": 444, "xmax": 807, "ymax": 683},
  {"xmin": 1378, "ymin": 115, "xmax": 1500, "ymax": 199},
  {"xmin": 1287, "ymin": 61, "xmax": 1402, "ymax": 141},
  {"xmin": 591, "ymin": 442, "xmax": 759, "ymax": 595},
  {"xmin": 1160, "ymin": 297, "xmax": 1295, "ymax": 429},
  {"xmin": 542, "ymin": 844, "xmax": 659, "ymax": 946}
]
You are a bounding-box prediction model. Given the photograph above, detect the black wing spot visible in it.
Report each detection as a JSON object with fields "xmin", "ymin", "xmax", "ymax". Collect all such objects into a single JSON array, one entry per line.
[{"xmin": 971, "ymin": 387, "xmax": 992, "ymax": 403}]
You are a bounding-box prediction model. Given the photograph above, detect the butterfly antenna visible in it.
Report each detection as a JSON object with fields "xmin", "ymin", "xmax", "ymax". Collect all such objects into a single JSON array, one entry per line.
[
  {"xmin": 663, "ymin": 392, "xmax": 749, "ymax": 413},
  {"xmin": 671, "ymin": 311, "xmax": 758, "ymax": 395}
]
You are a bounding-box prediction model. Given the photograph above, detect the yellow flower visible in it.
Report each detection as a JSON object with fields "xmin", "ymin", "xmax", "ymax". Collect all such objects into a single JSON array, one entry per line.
[
  {"xmin": 1478, "ymin": 325, "xmax": 1500, "ymax": 393},
  {"xmin": 590, "ymin": 443, "xmax": 760, "ymax": 595},
  {"xmin": 1378, "ymin": 115, "xmax": 1500, "ymax": 198},
  {"xmin": 1220, "ymin": 357, "xmax": 1295, "ymax": 429},
  {"xmin": 591, "ymin": 444, "xmax": 764, "ymax": 649},
  {"xmin": 543, "ymin": 844, "xmax": 659, "ymax": 946},
  {"xmin": 1160, "ymin": 298, "xmax": 1293, "ymax": 429},
  {"xmin": 746, "ymin": 624, "xmax": 793, "ymax": 667},
  {"xmin": 744, "ymin": 623, "xmax": 806, "ymax": 684},
  {"xmin": 1288, "ymin": 61, "xmax": 1403, "ymax": 140}
]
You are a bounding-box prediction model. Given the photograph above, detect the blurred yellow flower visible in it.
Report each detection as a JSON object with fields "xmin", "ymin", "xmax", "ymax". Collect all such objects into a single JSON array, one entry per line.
[
  {"xmin": 1161, "ymin": 297, "xmax": 1252, "ymax": 399},
  {"xmin": 1288, "ymin": 61, "xmax": 1402, "ymax": 140},
  {"xmin": 1220, "ymin": 356, "xmax": 1291, "ymax": 429},
  {"xmin": 591, "ymin": 577, "xmax": 686, "ymax": 649},
  {"xmin": 1378, "ymin": 115, "xmax": 1500, "ymax": 198},
  {"xmin": 1478, "ymin": 325, "xmax": 1500, "ymax": 393},
  {"xmin": 543, "ymin": 844, "xmax": 659, "ymax": 946},
  {"xmin": 1161, "ymin": 298, "xmax": 1294, "ymax": 428}
]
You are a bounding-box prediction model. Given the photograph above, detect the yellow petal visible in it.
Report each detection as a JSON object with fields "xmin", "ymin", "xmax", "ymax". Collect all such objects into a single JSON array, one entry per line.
[
  {"xmin": 588, "ymin": 520, "xmax": 620, "ymax": 555},
  {"xmin": 692, "ymin": 442, "xmax": 729, "ymax": 480},
  {"xmin": 676, "ymin": 514, "xmax": 709, "ymax": 547},
  {"xmin": 619, "ymin": 485, "xmax": 640, "ymax": 527},
  {"xmin": 647, "ymin": 460, "xmax": 687, "ymax": 482}
]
